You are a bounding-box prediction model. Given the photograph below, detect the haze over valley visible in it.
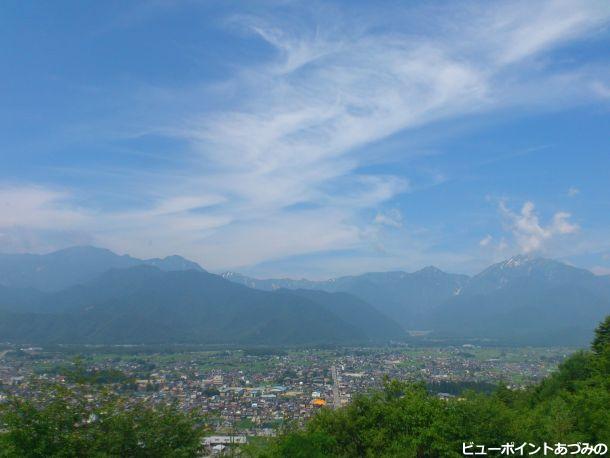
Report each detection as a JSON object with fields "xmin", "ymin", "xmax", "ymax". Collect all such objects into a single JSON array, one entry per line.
[{"xmin": 0, "ymin": 246, "xmax": 607, "ymax": 346}]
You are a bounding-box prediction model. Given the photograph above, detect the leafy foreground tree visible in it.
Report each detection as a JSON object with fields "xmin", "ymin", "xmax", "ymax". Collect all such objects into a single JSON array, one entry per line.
[
  {"xmin": 251, "ymin": 316, "xmax": 610, "ymax": 457},
  {"xmin": 0, "ymin": 385, "xmax": 205, "ymax": 457}
]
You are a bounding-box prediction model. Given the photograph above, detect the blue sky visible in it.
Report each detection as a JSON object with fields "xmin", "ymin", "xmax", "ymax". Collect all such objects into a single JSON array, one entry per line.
[{"xmin": 1, "ymin": 0, "xmax": 610, "ymax": 278}]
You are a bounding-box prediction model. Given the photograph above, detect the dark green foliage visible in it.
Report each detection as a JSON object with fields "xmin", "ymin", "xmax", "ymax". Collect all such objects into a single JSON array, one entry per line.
[
  {"xmin": 202, "ymin": 387, "xmax": 220, "ymax": 397},
  {"xmin": 0, "ymin": 384, "xmax": 205, "ymax": 457},
  {"xmin": 426, "ymin": 380, "xmax": 497, "ymax": 395},
  {"xmin": 65, "ymin": 367, "xmax": 133, "ymax": 386},
  {"xmin": 286, "ymin": 289, "xmax": 405, "ymax": 341},
  {"xmin": 254, "ymin": 316, "xmax": 610, "ymax": 457},
  {"xmin": 592, "ymin": 315, "xmax": 610, "ymax": 354}
]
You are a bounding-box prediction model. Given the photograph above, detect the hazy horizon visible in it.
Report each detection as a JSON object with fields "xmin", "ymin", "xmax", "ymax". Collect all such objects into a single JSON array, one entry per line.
[{"xmin": 2, "ymin": 244, "xmax": 609, "ymax": 281}]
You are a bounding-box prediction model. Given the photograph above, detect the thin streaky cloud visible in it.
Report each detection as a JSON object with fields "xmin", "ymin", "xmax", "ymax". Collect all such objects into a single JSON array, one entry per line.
[{"xmin": 1, "ymin": 0, "xmax": 609, "ymax": 275}]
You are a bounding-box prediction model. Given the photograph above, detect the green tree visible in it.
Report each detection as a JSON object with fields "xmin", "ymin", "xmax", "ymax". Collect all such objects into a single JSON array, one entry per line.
[
  {"xmin": 592, "ymin": 315, "xmax": 610, "ymax": 354},
  {"xmin": 0, "ymin": 384, "xmax": 205, "ymax": 458}
]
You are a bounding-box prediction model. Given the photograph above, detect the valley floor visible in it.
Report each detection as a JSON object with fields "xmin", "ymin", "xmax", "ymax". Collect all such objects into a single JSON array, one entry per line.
[{"xmin": 0, "ymin": 344, "xmax": 574, "ymax": 437}]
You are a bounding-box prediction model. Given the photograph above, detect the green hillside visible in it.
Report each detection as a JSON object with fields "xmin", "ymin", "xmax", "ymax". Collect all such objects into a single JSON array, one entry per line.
[{"xmin": 0, "ymin": 266, "xmax": 403, "ymax": 345}]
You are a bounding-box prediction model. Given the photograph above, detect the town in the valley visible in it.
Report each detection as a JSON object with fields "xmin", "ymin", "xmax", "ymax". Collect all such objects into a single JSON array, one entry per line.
[{"xmin": 0, "ymin": 342, "xmax": 572, "ymax": 453}]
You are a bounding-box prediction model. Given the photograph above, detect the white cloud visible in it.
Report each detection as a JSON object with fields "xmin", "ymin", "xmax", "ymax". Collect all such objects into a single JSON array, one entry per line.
[
  {"xmin": 499, "ymin": 201, "xmax": 579, "ymax": 253},
  {"xmin": 480, "ymin": 0, "xmax": 610, "ymax": 65},
  {"xmin": 3, "ymin": 1, "xmax": 610, "ymax": 273},
  {"xmin": 568, "ymin": 186, "xmax": 580, "ymax": 197},
  {"xmin": 160, "ymin": 1, "xmax": 606, "ymax": 269},
  {"xmin": 0, "ymin": 186, "xmax": 87, "ymax": 230},
  {"xmin": 373, "ymin": 209, "xmax": 403, "ymax": 228},
  {"xmin": 591, "ymin": 81, "xmax": 610, "ymax": 99},
  {"xmin": 551, "ymin": 211, "xmax": 579, "ymax": 235},
  {"xmin": 0, "ymin": 185, "xmax": 231, "ymax": 257},
  {"xmin": 479, "ymin": 234, "xmax": 493, "ymax": 247}
]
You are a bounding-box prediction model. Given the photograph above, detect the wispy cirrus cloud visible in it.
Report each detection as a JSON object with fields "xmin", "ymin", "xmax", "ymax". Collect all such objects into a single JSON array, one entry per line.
[
  {"xmin": 2, "ymin": 0, "xmax": 610, "ymax": 274},
  {"xmin": 0, "ymin": 186, "xmax": 86, "ymax": 229},
  {"xmin": 568, "ymin": 186, "xmax": 580, "ymax": 197},
  {"xmin": 373, "ymin": 209, "xmax": 404, "ymax": 229},
  {"xmin": 479, "ymin": 234, "xmax": 493, "ymax": 247}
]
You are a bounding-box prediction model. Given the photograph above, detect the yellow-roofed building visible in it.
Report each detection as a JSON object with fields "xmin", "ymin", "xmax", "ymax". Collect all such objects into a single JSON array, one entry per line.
[{"xmin": 312, "ymin": 398, "xmax": 326, "ymax": 407}]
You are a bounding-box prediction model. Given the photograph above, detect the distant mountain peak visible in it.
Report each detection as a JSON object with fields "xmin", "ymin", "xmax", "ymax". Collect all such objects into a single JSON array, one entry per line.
[
  {"xmin": 492, "ymin": 255, "xmax": 581, "ymax": 274},
  {"xmin": 53, "ymin": 245, "xmax": 108, "ymax": 253},
  {"xmin": 50, "ymin": 245, "xmax": 123, "ymax": 257},
  {"xmin": 415, "ymin": 266, "xmax": 445, "ymax": 275},
  {"xmin": 460, "ymin": 254, "xmax": 600, "ymax": 300},
  {"xmin": 503, "ymin": 254, "xmax": 531, "ymax": 267},
  {"xmin": 144, "ymin": 254, "xmax": 205, "ymax": 272}
]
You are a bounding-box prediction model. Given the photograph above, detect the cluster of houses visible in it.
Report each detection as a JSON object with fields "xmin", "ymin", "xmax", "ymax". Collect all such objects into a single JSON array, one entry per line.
[{"xmin": 0, "ymin": 344, "xmax": 570, "ymax": 456}]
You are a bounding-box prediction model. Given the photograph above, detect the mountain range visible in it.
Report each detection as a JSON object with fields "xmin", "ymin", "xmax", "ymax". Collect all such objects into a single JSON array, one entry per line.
[
  {"xmin": 223, "ymin": 256, "xmax": 610, "ymax": 345},
  {"xmin": 222, "ymin": 267, "xmax": 469, "ymax": 329},
  {"xmin": 0, "ymin": 248, "xmax": 403, "ymax": 345},
  {"xmin": 0, "ymin": 246, "xmax": 608, "ymax": 346},
  {"xmin": 0, "ymin": 246, "xmax": 204, "ymax": 292}
]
